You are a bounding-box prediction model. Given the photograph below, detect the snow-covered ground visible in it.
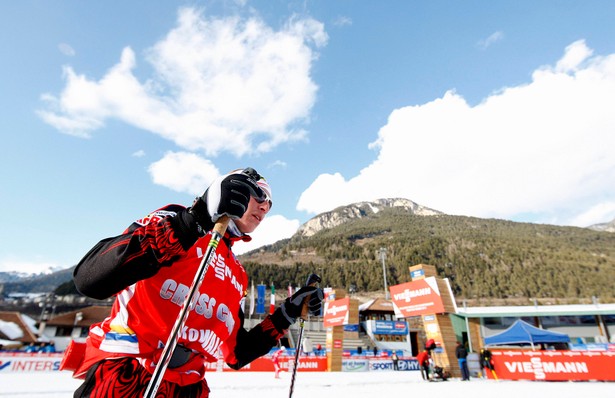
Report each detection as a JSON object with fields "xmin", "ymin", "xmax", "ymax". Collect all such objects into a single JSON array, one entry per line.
[{"xmin": 1, "ymin": 370, "xmax": 613, "ymax": 398}]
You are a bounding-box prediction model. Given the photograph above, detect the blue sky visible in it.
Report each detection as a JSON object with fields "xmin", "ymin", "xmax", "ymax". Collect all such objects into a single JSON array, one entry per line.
[{"xmin": 2, "ymin": 1, "xmax": 615, "ymax": 275}]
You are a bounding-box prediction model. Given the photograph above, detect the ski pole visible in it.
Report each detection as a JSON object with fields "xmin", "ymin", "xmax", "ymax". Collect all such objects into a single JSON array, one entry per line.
[
  {"xmin": 144, "ymin": 216, "xmax": 230, "ymax": 398},
  {"xmin": 288, "ymin": 273, "xmax": 321, "ymax": 398},
  {"xmin": 491, "ymin": 367, "xmax": 499, "ymax": 380}
]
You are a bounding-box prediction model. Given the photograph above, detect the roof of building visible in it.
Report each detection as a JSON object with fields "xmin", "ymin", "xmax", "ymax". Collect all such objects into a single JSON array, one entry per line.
[
  {"xmin": 0, "ymin": 311, "xmax": 39, "ymax": 343},
  {"xmin": 456, "ymin": 303, "xmax": 615, "ymax": 318},
  {"xmin": 359, "ymin": 298, "xmax": 396, "ymax": 313},
  {"xmin": 45, "ymin": 305, "xmax": 111, "ymax": 327},
  {"xmin": 357, "ymin": 297, "xmax": 615, "ymax": 319}
]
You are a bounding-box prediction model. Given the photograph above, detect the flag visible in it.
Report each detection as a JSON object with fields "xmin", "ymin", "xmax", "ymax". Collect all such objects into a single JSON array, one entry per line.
[
  {"xmin": 256, "ymin": 284, "xmax": 266, "ymax": 314},
  {"xmin": 249, "ymin": 282, "xmax": 255, "ymax": 317},
  {"xmin": 270, "ymin": 284, "xmax": 276, "ymax": 314}
]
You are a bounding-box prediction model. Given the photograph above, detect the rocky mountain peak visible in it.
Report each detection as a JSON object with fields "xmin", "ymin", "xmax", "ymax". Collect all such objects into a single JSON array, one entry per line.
[
  {"xmin": 296, "ymin": 198, "xmax": 442, "ymax": 237},
  {"xmin": 588, "ymin": 218, "xmax": 615, "ymax": 233}
]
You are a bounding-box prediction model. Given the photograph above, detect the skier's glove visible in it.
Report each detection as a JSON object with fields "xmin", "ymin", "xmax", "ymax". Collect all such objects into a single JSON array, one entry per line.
[
  {"xmin": 272, "ymin": 286, "xmax": 324, "ymax": 330},
  {"xmin": 190, "ymin": 172, "xmax": 266, "ymax": 230}
]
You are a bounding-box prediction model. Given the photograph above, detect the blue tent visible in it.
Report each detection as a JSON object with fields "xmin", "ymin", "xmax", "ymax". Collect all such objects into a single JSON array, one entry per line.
[{"xmin": 484, "ymin": 320, "xmax": 570, "ymax": 349}]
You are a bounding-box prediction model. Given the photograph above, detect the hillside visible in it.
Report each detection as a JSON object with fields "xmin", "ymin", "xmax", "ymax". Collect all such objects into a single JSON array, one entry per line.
[
  {"xmin": 3, "ymin": 200, "xmax": 615, "ymax": 306},
  {"xmin": 240, "ymin": 204, "xmax": 615, "ymax": 304},
  {"xmin": 1, "ymin": 267, "xmax": 75, "ymax": 294}
]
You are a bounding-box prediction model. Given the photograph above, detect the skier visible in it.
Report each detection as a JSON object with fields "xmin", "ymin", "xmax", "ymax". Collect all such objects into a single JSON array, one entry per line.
[
  {"xmin": 64, "ymin": 167, "xmax": 324, "ymax": 398},
  {"xmin": 480, "ymin": 348, "xmax": 498, "ymax": 379},
  {"xmin": 272, "ymin": 346, "xmax": 286, "ymax": 378}
]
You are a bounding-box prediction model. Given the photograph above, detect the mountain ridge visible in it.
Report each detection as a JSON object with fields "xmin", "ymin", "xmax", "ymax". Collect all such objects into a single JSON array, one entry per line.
[{"xmin": 2, "ymin": 199, "xmax": 615, "ymax": 305}]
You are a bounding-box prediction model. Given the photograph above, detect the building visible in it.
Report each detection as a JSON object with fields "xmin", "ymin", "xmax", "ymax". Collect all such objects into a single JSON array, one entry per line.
[
  {"xmin": 0, "ymin": 311, "xmax": 40, "ymax": 348},
  {"xmin": 455, "ymin": 302, "xmax": 615, "ymax": 351},
  {"xmin": 40, "ymin": 305, "xmax": 111, "ymax": 351}
]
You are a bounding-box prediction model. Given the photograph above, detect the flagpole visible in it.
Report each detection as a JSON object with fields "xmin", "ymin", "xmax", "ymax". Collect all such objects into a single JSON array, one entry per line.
[{"xmin": 249, "ymin": 282, "xmax": 255, "ymax": 321}]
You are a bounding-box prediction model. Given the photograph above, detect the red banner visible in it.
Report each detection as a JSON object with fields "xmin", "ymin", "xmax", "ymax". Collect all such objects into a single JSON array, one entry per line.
[
  {"xmin": 323, "ymin": 297, "xmax": 350, "ymax": 328},
  {"xmin": 389, "ymin": 277, "xmax": 445, "ymax": 317},
  {"xmin": 488, "ymin": 350, "xmax": 615, "ymax": 381},
  {"xmin": 0, "ymin": 353, "xmax": 328, "ymax": 373},
  {"xmin": 204, "ymin": 355, "xmax": 328, "ymax": 372}
]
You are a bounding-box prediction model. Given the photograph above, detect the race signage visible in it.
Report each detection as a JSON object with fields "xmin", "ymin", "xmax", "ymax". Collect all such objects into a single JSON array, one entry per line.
[
  {"xmin": 373, "ymin": 320, "xmax": 408, "ymax": 335},
  {"xmin": 0, "ymin": 353, "xmax": 63, "ymax": 373},
  {"xmin": 389, "ymin": 277, "xmax": 445, "ymax": 317},
  {"xmin": 489, "ymin": 350, "xmax": 615, "ymax": 381},
  {"xmin": 368, "ymin": 359, "xmax": 420, "ymax": 372},
  {"xmin": 203, "ymin": 355, "xmax": 328, "ymax": 372},
  {"xmin": 323, "ymin": 297, "xmax": 350, "ymax": 328}
]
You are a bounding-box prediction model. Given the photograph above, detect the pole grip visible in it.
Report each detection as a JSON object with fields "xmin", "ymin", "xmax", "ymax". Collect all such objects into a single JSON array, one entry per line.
[
  {"xmin": 213, "ymin": 215, "xmax": 230, "ymax": 235},
  {"xmin": 300, "ymin": 280, "xmax": 318, "ymax": 319}
]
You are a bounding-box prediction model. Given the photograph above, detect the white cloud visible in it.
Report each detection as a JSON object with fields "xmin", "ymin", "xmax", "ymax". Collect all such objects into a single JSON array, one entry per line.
[
  {"xmin": 39, "ymin": 7, "xmax": 326, "ymax": 159},
  {"xmin": 555, "ymin": 40, "xmax": 593, "ymax": 72},
  {"xmin": 148, "ymin": 151, "xmax": 220, "ymax": 195},
  {"xmin": 233, "ymin": 214, "xmax": 300, "ymax": 255},
  {"xmin": 58, "ymin": 43, "xmax": 76, "ymax": 56},
  {"xmin": 0, "ymin": 257, "xmax": 62, "ymax": 275},
  {"xmin": 477, "ymin": 31, "xmax": 504, "ymax": 50},
  {"xmin": 569, "ymin": 201, "xmax": 615, "ymax": 227},
  {"xmin": 132, "ymin": 149, "xmax": 146, "ymax": 157},
  {"xmin": 298, "ymin": 40, "xmax": 615, "ymax": 227},
  {"xmin": 333, "ymin": 16, "xmax": 352, "ymax": 27},
  {"xmin": 268, "ymin": 160, "xmax": 288, "ymax": 169}
]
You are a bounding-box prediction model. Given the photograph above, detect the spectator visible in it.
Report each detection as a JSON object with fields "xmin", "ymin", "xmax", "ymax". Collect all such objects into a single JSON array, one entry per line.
[
  {"xmin": 391, "ymin": 351, "xmax": 399, "ymax": 371},
  {"xmin": 302, "ymin": 336, "xmax": 313, "ymax": 356},
  {"xmin": 416, "ymin": 350, "xmax": 431, "ymax": 380},
  {"xmin": 455, "ymin": 341, "xmax": 470, "ymax": 381},
  {"xmin": 41, "ymin": 342, "xmax": 57, "ymax": 353}
]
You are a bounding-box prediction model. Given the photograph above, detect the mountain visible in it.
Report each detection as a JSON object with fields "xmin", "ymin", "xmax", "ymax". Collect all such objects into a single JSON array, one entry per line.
[
  {"xmin": 240, "ymin": 199, "xmax": 615, "ymax": 304},
  {"xmin": 296, "ymin": 198, "xmax": 442, "ymax": 237},
  {"xmin": 588, "ymin": 218, "xmax": 615, "ymax": 233},
  {"xmin": 1, "ymin": 267, "xmax": 75, "ymax": 295},
  {"xmin": 3, "ymin": 199, "xmax": 615, "ymax": 305},
  {"xmin": 0, "ymin": 271, "xmax": 34, "ymax": 284}
]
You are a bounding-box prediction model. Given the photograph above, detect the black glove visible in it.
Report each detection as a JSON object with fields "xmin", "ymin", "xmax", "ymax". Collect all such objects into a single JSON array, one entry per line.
[
  {"xmin": 190, "ymin": 171, "xmax": 265, "ymax": 230},
  {"xmin": 277, "ymin": 286, "xmax": 324, "ymax": 327}
]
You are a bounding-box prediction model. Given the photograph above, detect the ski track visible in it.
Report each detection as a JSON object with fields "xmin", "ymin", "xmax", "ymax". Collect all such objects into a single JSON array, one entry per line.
[{"xmin": 1, "ymin": 371, "xmax": 614, "ymax": 398}]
